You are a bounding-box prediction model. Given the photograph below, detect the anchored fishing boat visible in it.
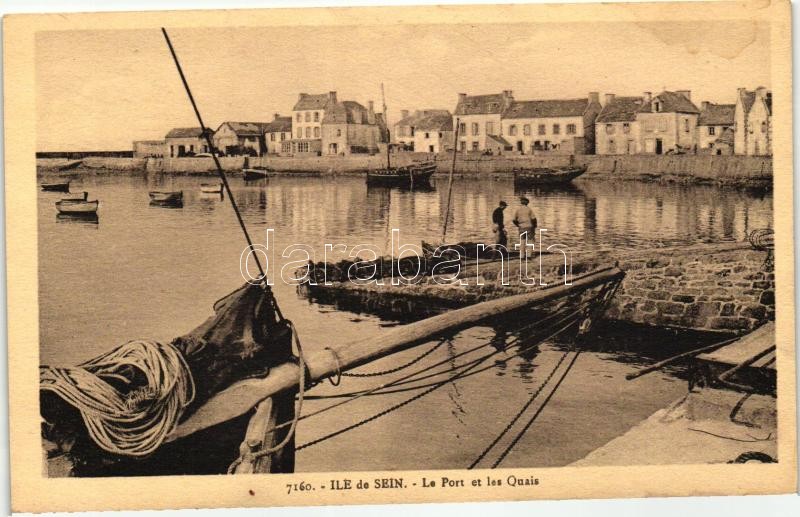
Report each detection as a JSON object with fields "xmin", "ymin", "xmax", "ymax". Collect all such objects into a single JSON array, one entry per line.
[
  {"xmin": 200, "ymin": 183, "xmax": 223, "ymax": 194},
  {"xmin": 41, "ymin": 181, "xmax": 71, "ymax": 193},
  {"xmin": 58, "ymin": 159, "xmax": 83, "ymax": 171},
  {"xmin": 513, "ymin": 165, "xmax": 587, "ymax": 186},
  {"xmin": 366, "ymin": 161, "xmax": 437, "ymax": 187},
  {"xmin": 55, "ymin": 192, "xmax": 98, "ymax": 216}
]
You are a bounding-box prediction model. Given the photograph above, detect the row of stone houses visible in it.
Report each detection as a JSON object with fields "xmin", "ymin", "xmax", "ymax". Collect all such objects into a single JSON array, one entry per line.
[
  {"xmin": 387, "ymin": 87, "xmax": 771, "ymax": 157},
  {"xmin": 134, "ymin": 91, "xmax": 389, "ymax": 158}
]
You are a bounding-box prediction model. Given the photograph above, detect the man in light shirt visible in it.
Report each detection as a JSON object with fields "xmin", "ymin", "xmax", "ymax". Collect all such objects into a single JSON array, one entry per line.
[{"xmin": 512, "ymin": 196, "xmax": 536, "ymax": 256}]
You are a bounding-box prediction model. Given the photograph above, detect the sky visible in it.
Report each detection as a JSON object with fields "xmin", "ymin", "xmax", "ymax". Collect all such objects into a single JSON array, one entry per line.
[{"xmin": 35, "ymin": 20, "xmax": 771, "ymax": 151}]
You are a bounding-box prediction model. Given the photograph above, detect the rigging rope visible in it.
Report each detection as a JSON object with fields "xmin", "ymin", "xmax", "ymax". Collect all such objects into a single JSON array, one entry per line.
[{"xmin": 40, "ymin": 340, "xmax": 195, "ymax": 457}]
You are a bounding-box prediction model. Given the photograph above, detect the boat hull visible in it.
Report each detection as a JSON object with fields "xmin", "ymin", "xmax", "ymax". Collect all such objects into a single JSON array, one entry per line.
[
  {"xmin": 149, "ymin": 191, "xmax": 184, "ymax": 203},
  {"xmin": 513, "ymin": 165, "xmax": 587, "ymax": 186},
  {"xmin": 243, "ymin": 168, "xmax": 272, "ymax": 181},
  {"xmin": 200, "ymin": 184, "xmax": 223, "ymax": 194},
  {"xmin": 55, "ymin": 200, "xmax": 99, "ymax": 215},
  {"xmin": 366, "ymin": 162, "xmax": 437, "ymax": 187}
]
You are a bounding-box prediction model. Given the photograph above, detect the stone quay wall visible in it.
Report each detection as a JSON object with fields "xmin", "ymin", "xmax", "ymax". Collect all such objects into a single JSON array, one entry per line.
[
  {"xmin": 36, "ymin": 154, "xmax": 772, "ymax": 187},
  {"xmin": 604, "ymin": 242, "xmax": 774, "ymax": 332}
]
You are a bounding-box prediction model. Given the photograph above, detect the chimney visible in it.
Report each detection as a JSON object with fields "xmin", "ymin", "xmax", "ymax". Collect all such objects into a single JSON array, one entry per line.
[
  {"xmin": 756, "ymin": 86, "xmax": 768, "ymax": 99},
  {"xmin": 589, "ymin": 92, "xmax": 600, "ymax": 104},
  {"xmin": 643, "ymin": 92, "xmax": 652, "ymax": 103},
  {"xmin": 701, "ymin": 101, "xmax": 710, "ymax": 111},
  {"xmin": 503, "ymin": 90, "xmax": 514, "ymax": 99},
  {"xmin": 367, "ymin": 101, "xmax": 376, "ymax": 124},
  {"xmin": 328, "ymin": 91, "xmax": 337, "ymax": 104},
  {"xmin": 274, "ymin": 113, "xmax": 281, "ymax": 120},
  {"xmin": 676, "ymin": 90, "xmax": 691, "ymax": 101},
  {"xmin": 401, "ymin": 109, "xmax": 409, "ymax": 119},
  {"xmin": 368, "ymin": 100, "xmax": 375, "ymax": 112},
  {"xmin": 458, "ymin": 93, "xmax": 467, "ymax": 103},
  {"xmin": 299, "ymin": 93, "xmax": 307, "ymax": 100},
  {"xmin": 603, "ymin": 93, "xmax": 614, "ymax": 106}
]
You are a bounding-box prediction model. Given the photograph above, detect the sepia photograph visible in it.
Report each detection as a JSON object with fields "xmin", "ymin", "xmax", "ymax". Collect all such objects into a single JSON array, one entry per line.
[{"xmin": 4, "ymin": 0, "xmax": 796, "ymax": 512}]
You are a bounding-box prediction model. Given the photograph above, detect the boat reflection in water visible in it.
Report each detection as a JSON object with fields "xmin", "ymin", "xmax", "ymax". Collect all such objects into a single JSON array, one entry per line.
[{"xmin": 56, "ymin": 213, "xmax": 99, "ymax": 225}]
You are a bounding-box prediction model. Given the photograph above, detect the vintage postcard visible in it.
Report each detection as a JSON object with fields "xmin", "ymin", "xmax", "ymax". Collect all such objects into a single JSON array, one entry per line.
[{"xmin": 4, "ymin": 0, "xmax": 796, "ymax": 512}]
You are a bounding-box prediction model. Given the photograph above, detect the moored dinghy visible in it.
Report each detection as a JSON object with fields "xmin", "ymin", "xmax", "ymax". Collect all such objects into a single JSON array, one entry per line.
[
  {"xmin": 55, "ymin": 191, "xmax": 99, "ymax": 216},
  {"xmin": 149, "ymin": 190, "xmax": 184, "ymax": 206},
  {"xmin": 200, "ymin": 183, "xmax": 223, "ymax": 194}
]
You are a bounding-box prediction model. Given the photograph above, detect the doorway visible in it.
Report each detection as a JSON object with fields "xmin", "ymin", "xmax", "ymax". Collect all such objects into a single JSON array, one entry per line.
[{"xmin": 655, "ymin": 139, "xmax": 663, "ymax": 155}]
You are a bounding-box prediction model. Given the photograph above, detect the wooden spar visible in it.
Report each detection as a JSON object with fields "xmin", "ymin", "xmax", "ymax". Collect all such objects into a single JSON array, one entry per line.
[
  {"xmin": 441, "ymin": 117, "xmax": 461, "ymax": 243},
  {"xmin": 168, "ymin": 266, "xmax": 624, "ymax": 441},
  {"xmin": 624, "ymin": 337, "xmax": 740, "ymax": 381},
  {"xmin": 381, "ymin": 83, "xmax": 390, "ymax": 169}
]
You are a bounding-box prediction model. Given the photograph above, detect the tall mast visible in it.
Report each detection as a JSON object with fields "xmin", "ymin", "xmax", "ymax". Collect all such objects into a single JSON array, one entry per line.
[{"xmin": 381, "ymin": 83, "xmax": 390, "ymax": 169}]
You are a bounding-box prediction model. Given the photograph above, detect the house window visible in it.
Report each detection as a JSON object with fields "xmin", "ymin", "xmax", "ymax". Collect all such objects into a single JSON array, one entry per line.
[
  {"xmin": 683, "ymin": 119, "xmax": 690, "ymax": 132},
  {"xmin": 298, "ymin": 142, "xmax": 309, "ymax": 153},
  {"xmin": 471, "ymin": 123, "xmax": 479, "ymax": 136},
  {"xmin": 297, "ymin": 128, "xmax": 303, "ymax": 138},
  {"xmin": 459, "ymin": 141, "xmax": 466, "ymax": 151},
  {"xmin": 410, "ymin": 127, "xmax": 415, "ymax": 136},
  {"xmin": 553, "ymin": 124, "xmax": 560, "ymax": 135},
  {"xmin": 523, "ymin": 124, "xmax": 531, "ymax": 136},
  {"xmin": 425, "ymin": 132, "xmax": 430, "ymax": 139},
  {"xmin": 472, "ymin": 141, "xmax": 479, "ymax": 151},
  {"xmin": 282, "ymin": 142, "xmax": 291, "ymax": 153},
  {"xmin": 608, "ymin": 139, "xmax": 616, "ymax": 154},
  {"xmin": 398, "ymin": 127, "xmax": 405, "ymax": 137},
  {"xmin": 459, "ymin": 122, "xmax": 466, "ymax": 134},
  {"xmin": 314, "ymin": 127, "xmax": 320, "ymax": 138},
  {"xmin": 305, "ymin": 112, "xmax": 311, "ymax": 122},
  {"xmin": 281, "ymin": 132, "xmax": 286, "ymax": 141},
  {"xmin": 606, "ymin": 124, "xmax": 615, "ymax": 134},
  {"xmin": 538, "ymin": 124, "xmax": 546, "ymax": 135},
  {"xmin": 761, "ymin": 121, "xmax": 768, "ymax": 133},
  {"xmin": 270, "ymin": 133, "xmax": 276, "ymax": 141},
  {"xmin": 566, "ymin": 124, "xmax": 576, "ymax": 135},
  {"xmin": 439, "ymin": 132, "xmax": 443, "ymax": 138},
  {"xmin": 622, "ymin": 123, "xmax": 630, "ymax": 134},
  {"xmin": 336, "ymin": 129, "xmax": 342, "ymax": 137},
  {"xmin": 486, "ymin": 122, "xmax": 494, "ymax": 135},
  {"xmin": 509, "ymin": 125, "xmax": 517, "ymax": 136},
  {"xmin": 314, "ymin": 112, "xmax": 319, "ymax": 122},
  {"xmin": 296, "ymin": 113, "xmax": 301, "ymax": 122},
  {"xmin": 305, "ymin": 127, "xmax": 311, "ymax": 138},
  {"xmin": 708, "ymin": 126, "xmax": 716, "ymax": 136},
  {"xmin": 654, "ymin": 101, "xmax": 662, "ymax": 112}
]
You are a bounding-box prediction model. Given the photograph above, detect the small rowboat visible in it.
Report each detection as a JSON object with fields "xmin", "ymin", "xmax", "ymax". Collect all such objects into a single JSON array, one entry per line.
[
  {"xmin": 513, "ymin": 165, "xmax": 587, "ymax": 186},
  {"xmin": 243, "ymin": 168, "xmax": 272, "ymax": 181},
  {"xmin": 149, "ymin": 191, "xmax": 184, "ymax": 204},
  {"xmin": 56, "ymin": 192, "xmax": 98, "ymax": 216},
  {"xmin": 200, "ymin": 183, "xmax": 223, "ymax": 194},
  {"xmin": 41, "ymin": 182, "xmax": 71, "ymax": 193},
  {"xmin": 366, "ymin": 161, "xmax": 437, "ymax": 188}
]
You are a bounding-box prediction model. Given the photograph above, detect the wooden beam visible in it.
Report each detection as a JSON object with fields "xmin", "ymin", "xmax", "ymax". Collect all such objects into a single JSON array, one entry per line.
[{"xmin": 168, "ymin": 266, "xmax": 623, "ymax": 441}]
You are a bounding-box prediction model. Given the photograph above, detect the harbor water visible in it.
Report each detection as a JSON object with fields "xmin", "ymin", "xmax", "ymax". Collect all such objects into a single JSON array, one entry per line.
[{"xmin": 38, "ymin": 173, "xmax": 772, "ymax": 470}]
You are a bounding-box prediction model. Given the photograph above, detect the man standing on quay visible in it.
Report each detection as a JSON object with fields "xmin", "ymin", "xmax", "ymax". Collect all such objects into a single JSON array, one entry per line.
[
  {"xmin": 492, "ymin": 200, "xmax": 508, "ymax": 248},
  {"xmin": 513, "ymin": 196, "xmax": 537, "ymax": 256}
]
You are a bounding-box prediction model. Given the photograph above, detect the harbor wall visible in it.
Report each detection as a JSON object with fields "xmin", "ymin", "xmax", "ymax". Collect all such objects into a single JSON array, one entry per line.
[
  {"xmin": 607, "ymin": 243, "xmax": 774, "ymax": 332},
  {"xmin": 36, "ymin": 154, "xmax": 772, "ymax": 187}
]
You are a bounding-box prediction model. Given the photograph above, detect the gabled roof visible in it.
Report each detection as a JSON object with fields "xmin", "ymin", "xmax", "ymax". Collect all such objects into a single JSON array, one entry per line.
[
  {"xmin": 219, "ymin": 122, "xmax": 270, "ymax": 136},
  {"xmin": 638, "ymin": 91, "xmax": 700, "ymax": 114},
  {"xmin": 395, "ymin": 110, "xmax": 453, "ymax": 131},
  {"xmin": 415, "ymin": 112, "xmax": 453, "ymax": 131},
  {"xmin": 293, "ymin": 93, "xmax": 332, "ymax": 111},
  {"xmin": 596, "ymin": 96, "xmax": 644, "ymax": 123},
  {"xmin": 322, "ymin": 101, "xmax": 368, "ymax": 124},
  {"xmin": 504, "ymin": 99, "xmax": 589, "ymax": 119},
  {"xmin": 698, "ymin": 103, "xmax": 735, "ymax": 126},
  {"xmin": 739, "ymin": 88, "xmax": 772, "ymax": 116},
  {"xmin": 165, "ymin": 127, "xmax": 213, "ymax": 139},
  {"xmin": 454, "ymin": 94, "xmax": 508, "ymax": 116},
  {"xmin": 265, "ymin": 116, "xmax": 293, "ymax": 133}
]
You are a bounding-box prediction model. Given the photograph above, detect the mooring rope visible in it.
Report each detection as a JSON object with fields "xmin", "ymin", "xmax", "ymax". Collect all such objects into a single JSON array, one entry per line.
[
  {"xmin": 296, "ymin": 306, "xmax": 587, "ymax": 451},
  {"xmin": 40, "ymin": 340, "xmax": 195, "ymax": 457},
  {"xmin": 341, "ymin": 337, "xmax": 449, "ymax": 378}
]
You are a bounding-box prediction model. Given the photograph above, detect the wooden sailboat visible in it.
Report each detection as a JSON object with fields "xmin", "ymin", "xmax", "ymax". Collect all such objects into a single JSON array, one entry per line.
[
  {"xmin": 365, "ymin": 84, "xmax": 437, "ymax": 188},
  {"xmin": 513, "ymin": 164, "xmax": 587, "ymax": 186},
  {"xmin": 55, "ymin": 191, "xmax": 99, "ymax": 216}
]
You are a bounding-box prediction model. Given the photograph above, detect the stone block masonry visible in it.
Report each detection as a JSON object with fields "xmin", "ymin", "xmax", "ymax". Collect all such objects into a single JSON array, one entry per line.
[{"xmin": 605, "ymin": 242, "xmax": 774, "ymax": 332}]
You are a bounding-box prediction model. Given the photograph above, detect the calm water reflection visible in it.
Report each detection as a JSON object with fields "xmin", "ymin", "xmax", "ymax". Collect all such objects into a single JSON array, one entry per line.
[{"xmin": 37, "ymin": 173, "xmax": 772, "ymax": 470}]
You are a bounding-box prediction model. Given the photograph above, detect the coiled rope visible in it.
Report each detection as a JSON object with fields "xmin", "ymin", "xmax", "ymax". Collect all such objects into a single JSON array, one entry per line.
[{"xmin": 40, "ymin": 340, "xmax": 195, "ymax": 457}]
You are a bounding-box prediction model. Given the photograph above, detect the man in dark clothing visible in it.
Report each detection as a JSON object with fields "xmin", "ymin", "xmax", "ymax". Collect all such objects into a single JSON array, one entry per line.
[{"xmin": 492, "ymin": 201, "xmax": 508, "ymax": 247}]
